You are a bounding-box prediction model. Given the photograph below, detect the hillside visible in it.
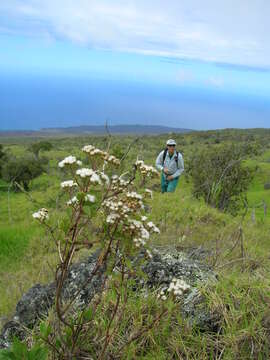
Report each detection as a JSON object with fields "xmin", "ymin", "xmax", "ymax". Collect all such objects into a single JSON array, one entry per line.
[{"xmin": 0, "ymin": 129, "xmax": 270, "ymax": 358}]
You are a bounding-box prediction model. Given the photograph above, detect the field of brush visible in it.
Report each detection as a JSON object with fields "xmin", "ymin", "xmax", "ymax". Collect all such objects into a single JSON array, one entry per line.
[{"xmin": 1, "ymin": 129, "xmax": 270, "ymax": 358}]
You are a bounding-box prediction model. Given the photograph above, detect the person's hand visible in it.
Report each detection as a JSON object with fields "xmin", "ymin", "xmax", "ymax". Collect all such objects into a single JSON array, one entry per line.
[
  {"xmin": 167, "ymin": 175, "xmax": 174, "ymax": 181},
  {"xmin": 163, "ymin": 167, "xmax": 169, "ymax": 174}
]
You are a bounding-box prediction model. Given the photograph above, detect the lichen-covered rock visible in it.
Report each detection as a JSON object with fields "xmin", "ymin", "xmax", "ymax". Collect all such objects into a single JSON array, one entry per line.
[
  {"xmin": 142, "ymin": 250, "xmax": 215, "ymax": 287},
  {"xmin": 140, "ymin": 249, "xmax": 219, "ymax": 331},
  {"xmin": 0, "ymin": 251, "xmax": 104, "ymax": 348},
  {"xmin": 0, "ymin": 248, "xmax": 218, "ymax": 348}
]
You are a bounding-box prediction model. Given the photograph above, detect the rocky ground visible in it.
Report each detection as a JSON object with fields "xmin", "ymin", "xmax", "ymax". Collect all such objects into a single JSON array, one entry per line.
[{"xmin": 0, "ymin": 247, "xmax": 218, "ymax": 349}]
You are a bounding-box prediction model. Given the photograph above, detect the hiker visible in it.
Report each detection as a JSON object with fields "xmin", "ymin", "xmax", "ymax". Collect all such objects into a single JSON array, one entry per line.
[{"xmin": 155, "ymin": 139, "xmax": 184, "ymax": 193}]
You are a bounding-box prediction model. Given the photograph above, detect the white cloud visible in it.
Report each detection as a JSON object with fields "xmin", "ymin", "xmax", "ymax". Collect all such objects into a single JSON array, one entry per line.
[
  {"xmin": 206, "ymin": 76, "xmax": 224, "ymax": 88},
  {"xmin": 175, "ymin": 69, "xmax": 195, "ymax": 84},
  {"xmin": 1, "ymin": 0, "xmax": 270, "ymax": 67}
]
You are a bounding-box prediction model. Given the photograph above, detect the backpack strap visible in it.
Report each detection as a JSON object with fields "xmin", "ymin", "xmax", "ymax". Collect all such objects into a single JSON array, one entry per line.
[
  {"xmin": 162, "ymin": 148, "xmax": 179, "ymax": 168},
  {"xmin": 162, "ymin": 148, "xmax": 168, "ymax": 165},
  {"xmin": 175, "ymin": 151, "xmax": 179, "ymax": 168}
]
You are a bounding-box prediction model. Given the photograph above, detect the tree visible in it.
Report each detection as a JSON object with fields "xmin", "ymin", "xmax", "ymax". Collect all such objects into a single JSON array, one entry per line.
[
  {"xmin": 29, "ymin": 141, "xmax": 53, "ymax": 159},
  {"xmin": 2, "ymin": 156, "xmax": 44, "ymax": 190},
  {"xmin": 187, "ymin": 144, "xmax": 254, "ymax": 214},
  {"xmin": 0, "ymin": 144, "xmax": 5, "ymax": 160},
  {"xmin": 0, "ymin": 144, "xmax": 6, "ymax": 177}
]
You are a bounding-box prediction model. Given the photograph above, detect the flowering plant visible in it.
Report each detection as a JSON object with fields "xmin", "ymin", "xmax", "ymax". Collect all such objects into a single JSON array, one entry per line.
[{"xmin": 32, "ymin": 144, "xmax": 164, "ymax": 359}]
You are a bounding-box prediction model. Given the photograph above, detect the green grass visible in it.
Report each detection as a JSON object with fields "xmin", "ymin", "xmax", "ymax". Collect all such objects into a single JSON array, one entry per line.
[
  {"xmin": 246, "ymin": 151, "xmax": 270, "ymax": 223},
  {"xmin": 0, "ymin": 225, "xmax": 37, "ymax": 271},
  {"xmin": 1, "ymin": 132, "xmax": 270, "ymax": 358}
]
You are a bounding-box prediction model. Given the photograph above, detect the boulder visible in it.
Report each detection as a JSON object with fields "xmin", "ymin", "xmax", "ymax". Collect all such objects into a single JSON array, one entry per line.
[{"xmin": 0, "ymin": 248, "xmax": 218, "ymax": 348}]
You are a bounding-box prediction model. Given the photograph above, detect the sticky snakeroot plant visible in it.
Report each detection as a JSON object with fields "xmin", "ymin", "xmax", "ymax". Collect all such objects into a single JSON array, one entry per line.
[{"xmin": 31, "ymin": 145, "xmax": 171, "ymax": 359}]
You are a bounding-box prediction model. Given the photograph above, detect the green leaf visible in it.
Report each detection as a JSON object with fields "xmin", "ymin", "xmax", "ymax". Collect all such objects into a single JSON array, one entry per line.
[
  {"xmin": 59, "ymin": 217, "xmax": 70, "ymax": 233},
  {"xmin": 76, "ymin": 192, "xmax": 85, "ymax": 202},
  {"xmin": 11, "ymin": 338, "xmax": 28, "ymax": 359},
  {"xmin": 28, "ymin": 344, "xmax": 48, "ymax": 360},
  {"xmin": 39, "ymin": 322, "xmax": 52, "ymax": 339},
  {"xmin": 83, "ymin": 308, "xmax": 93, "ymax": 321},
  {"xmin": 55, "ymin": 339, "xmax": 61, "ymax": 350}
]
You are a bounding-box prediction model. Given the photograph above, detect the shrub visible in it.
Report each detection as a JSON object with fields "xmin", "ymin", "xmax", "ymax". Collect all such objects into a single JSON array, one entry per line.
[
  {"xmin": 1, "ymin": 156, "xmax": 44, "ymax": 191},
  {"xmin": 187, "ymin": 144, "xmax": 254, "ymax": 214},
  {"xmin": 0, "ymin": 144, "xmax": 6, "ymax": 177},
  {"xmin": 29, "ymin": 141, "xmax": 52, "ymax": 159},
  {"xmin": 29, "ymin": 144, "xmax": 174, "ymax": 359}
]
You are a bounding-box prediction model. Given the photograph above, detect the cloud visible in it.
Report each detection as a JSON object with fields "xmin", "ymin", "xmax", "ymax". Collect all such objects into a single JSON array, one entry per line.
[
  {"xmin": 0, "ymin": 0, "xmax": 270, "ymax": 68},
  {"xmin": 175, "ymin": 69, "xmax": 195, "ymax": 84},
  {"xmin": 206, "ymin": 76, "xmax": 224, "ymax": 88}
]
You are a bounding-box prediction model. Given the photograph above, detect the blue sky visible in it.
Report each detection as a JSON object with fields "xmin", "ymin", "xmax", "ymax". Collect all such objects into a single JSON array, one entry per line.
[{"xmin": 0, "ymin": 1, "xmax": 270, "ymax": 130}]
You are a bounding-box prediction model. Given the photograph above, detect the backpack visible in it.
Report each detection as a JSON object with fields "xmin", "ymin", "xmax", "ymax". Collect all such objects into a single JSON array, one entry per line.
[{"xmin": 162, "ymin": 148, "xmax": 179, "ymax": 168}]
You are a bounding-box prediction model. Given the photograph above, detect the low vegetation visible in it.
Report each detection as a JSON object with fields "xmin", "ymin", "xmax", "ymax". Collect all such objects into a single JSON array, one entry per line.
[{"xmin": 0, "ymin": 128, "xmax": 270, "ymax": 359}]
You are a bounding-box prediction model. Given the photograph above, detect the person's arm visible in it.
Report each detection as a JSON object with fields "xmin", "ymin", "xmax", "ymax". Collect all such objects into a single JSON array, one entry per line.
[
  {"xmin": 155, "ymin": 151, "xmax": 164, "ymax": 171},
  {"xmin": 171, "ymin": 153, "xmax": 184, "ymax": 178}
]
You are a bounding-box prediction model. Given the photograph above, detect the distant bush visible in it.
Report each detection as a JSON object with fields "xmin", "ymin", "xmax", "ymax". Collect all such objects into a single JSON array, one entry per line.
[
  {"xmin": 187, "ymin": 144, "xmax": 254, "ymax": 214},
  {"xmin": 0, "ymin": 144, "xmax": 5, "ymax": 159},
  {"xmin": 29, "ymin": 141, "xmax": 53, "ymax": 159},
  {"xmin": 264, "ymin": 183, "xmax": 270, "ymax": 190},
  {"xmin": 1, "ymin": 156, "xmax": 44, "ymax": 190},
  {"xmin": 111, "ymin": 143, "xmax": 125, "ymax": 159},
  {"xmin": 0, "ymin": 144, "xmax": 7, "ymax": 177}
]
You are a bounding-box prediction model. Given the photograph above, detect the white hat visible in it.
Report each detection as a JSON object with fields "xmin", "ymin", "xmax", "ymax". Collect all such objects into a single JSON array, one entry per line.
[{"xmin": 166, "ymin": 139, "xmax": 176, "ymax": 146}]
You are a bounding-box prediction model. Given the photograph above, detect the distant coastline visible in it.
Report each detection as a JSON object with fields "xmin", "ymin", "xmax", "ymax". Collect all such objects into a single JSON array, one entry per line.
[{"xmin": 0, "ymin": 124, "xmax": 193, "ymax": 137}]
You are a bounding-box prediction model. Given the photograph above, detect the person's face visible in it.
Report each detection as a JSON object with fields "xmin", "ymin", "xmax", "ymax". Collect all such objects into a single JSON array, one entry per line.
[{"xmin": 167, "ymin": 145, "xmax": 175, "ymax": 155}]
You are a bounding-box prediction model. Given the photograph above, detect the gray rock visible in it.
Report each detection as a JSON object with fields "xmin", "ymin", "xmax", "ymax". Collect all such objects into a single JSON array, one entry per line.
[
  {"xmin": 0, "ymin": 248, "xmax": 218, "ymax": 348},
  {"xmin": 140, "ymin": 249, "xmax": 219, "ymax": 331},
  {"xmin": 0, "ymin": 251, "xmax": 104, "ymax": 348}
]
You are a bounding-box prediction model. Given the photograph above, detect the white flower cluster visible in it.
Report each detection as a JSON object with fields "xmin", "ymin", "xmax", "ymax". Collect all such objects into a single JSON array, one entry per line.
[
  {"xmin": 85, "ymin": 194, "xmax": 96, "ymax": 203},
  {"xmin": 127, "ymin": 219, "xmax": 150, "ymax": 247},
  {"xmin": 102, "ymin": 192, "xmax": 159, "ymax": 257},
  {"xmin": 106, "ymin": 213, "xmax": 120, "ymax": 224},
  {"xmin": 157, "ymin": 288, "xmax": 168, "ymax": 301},
  {"xmin": 99, "ymin": 172, "xmax": 110, "ymax": 186},
  {"xmin": 104, "ymin": 154, "xmax": 120, "ymax": 166},
  {"xmin": 111, "ymin": 175, "xmax": 129, "ymax": 189},
  {"xmin": 58, "ymin": 156, "xmax": 81, "ymax": 168},
  {"xmin": 125, "ymin": 191, "xmax": 144, "ymax": 210},
  {"xmin": 126, "ymin": 191, "xmax": 143, "ymax": 200},
  {"xmin": 135, "ymin": 159, "xmax": 159, "ymax": 178},
  {"xmin": 127, "ymin": 218, "xmax": 160, "ymax": 238},
  {"xmin": 32, "ymin": 208, "xmax": 49, "ymax": 222},
  {"xmin": 133, "ymin": 238, "xmax": 146, "ymax": 247},
  {"xmin": 135, "ymin": 160, "xmax": 144, "ymax": 166},
  {"xmin": 82, "ymin": 145, "xmax": 120, "ymax": 165},
  {"xmin": 82, "ymin": 145, "xmax": 98, "ymax": 154},
  {"xmin": 145, "ymin": 189, "xmax": 153, "ymax": 198},
  {"xmin": 76, "ymin": 168, "xmax": 102, "ymax": 185},
  {"xmin": 56, "ymin": 147, "xmax": 158, "ymax": 262},
  {"xmin": 76, "ymin": 168, "xmax": 94, "ymax": 178},
  {"xmin": 61, "ymin": 180, "xmax": 78, "ymax": 189},
  {"xmin": 145, "ymin": 221, "xmax": 160, "ymax": 234},
  {"xmin": 157, "ymin": 278, "xmax": 190, "ymax": 300},
  {"xmin": 67, "ymin": 194, "xmax": 96, "ymax": 206},
  {"xmin": 67, "ymin": 196, "xmax": 79, "ymax": 206},
  {"xmin": 167, "ymin": 278, "xmax": 190, "ymax": 296},
  {"xmin": 103, "ymin": 199, "xmax": 131, "ymax": 222}
]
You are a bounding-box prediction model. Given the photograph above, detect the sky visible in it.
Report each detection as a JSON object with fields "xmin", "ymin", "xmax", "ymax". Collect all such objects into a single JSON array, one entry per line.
[{"xmin": 0, "ymin": 0, "xmax": 270, "ymax": 130}]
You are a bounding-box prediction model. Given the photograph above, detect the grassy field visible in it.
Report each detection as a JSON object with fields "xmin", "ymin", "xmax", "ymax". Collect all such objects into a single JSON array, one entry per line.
[{"xmin": 1, "ymin": 130, "xmax": 270, "ymax": 358}]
